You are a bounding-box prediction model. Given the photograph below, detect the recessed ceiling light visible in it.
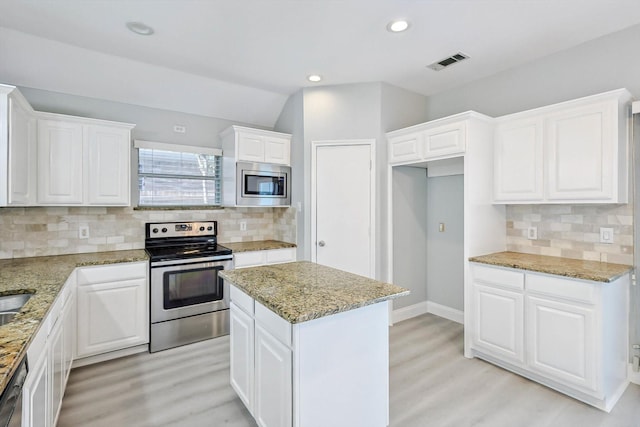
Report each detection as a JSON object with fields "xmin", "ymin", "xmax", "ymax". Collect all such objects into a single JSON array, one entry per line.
[
  {"xmin": 307, "ymin": 74, "xmax": 322, "ymax": 83},
  {"xmin": 126, "ymin": 21, "xmax": 154, "ymax": 36},
  {"xmin": 387, "ymin": 20, "xmax": 410, "ymax": 33}
]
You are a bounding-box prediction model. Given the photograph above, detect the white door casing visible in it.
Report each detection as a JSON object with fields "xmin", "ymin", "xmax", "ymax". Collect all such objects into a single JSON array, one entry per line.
[{"xmin": 311, "ymin": 140, "xmax": 375, "ymax": 278}]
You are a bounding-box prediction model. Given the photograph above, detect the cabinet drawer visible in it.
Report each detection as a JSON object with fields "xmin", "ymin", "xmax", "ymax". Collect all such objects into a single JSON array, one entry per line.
[
  {"xmin": 526, "ymin": 274, "xmax": 596, "ymax": 304},
  {"xmin": 76, "ymin": 261, "xmax": 147, "ymax": 285},
  {"xmin": 230, "ymin": 285, "xmax": 254, "ymax": 315},
  {"xmin": 255, "ymin": 301, "xmax": 291, "ymax": 347},
  {"xmin": 234, "ymin": 251, "xmax": 266, "ymax": 268},
  {"xmin": 472, "ymin": 264, "xmax": 524, "ymax": 290},
  {"xmin": 265, "ymin": 248, "xmax": 296, "ymax": 264}
]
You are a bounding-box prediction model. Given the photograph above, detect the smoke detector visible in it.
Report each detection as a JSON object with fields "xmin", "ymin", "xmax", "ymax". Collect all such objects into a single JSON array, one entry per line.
[{"xmin": 427, "ymin": 52, "xmax": 470, "ymax": 71}]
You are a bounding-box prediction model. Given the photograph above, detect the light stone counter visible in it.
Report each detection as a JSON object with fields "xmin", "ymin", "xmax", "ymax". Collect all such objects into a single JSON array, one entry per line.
[
  {"xmin": 0, "ymin": 250, "xmax": 148, "ymax": 396},
  {"xmin": 469, "ymin": 251, "xmax": 632, "ymax": 283},
  {"xmin": 219, "ymin": 260, "xmax": 408, "ymax": 323},
  {"xmin": 221, "ymin": 239, "xmax": 296, "ymax": 253}
]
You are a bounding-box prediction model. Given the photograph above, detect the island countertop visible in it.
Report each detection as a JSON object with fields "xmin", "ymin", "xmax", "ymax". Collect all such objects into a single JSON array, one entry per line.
[
  {"xmin": 0, "ymin": 250, "xmax": 148, "ymax": 397},
  {"xmin": 219, "ymin": 261, "xmax": 409, "ymax": 323},
  {"xmin": 469, "ymin": 251, "xmax": 632, "ymax": 283}
]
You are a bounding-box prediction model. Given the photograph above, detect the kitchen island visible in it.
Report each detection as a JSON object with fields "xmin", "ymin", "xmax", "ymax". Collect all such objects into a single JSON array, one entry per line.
[{"xmin": 219, "ymin": 261, "xmax": 408, "ymax": 427}]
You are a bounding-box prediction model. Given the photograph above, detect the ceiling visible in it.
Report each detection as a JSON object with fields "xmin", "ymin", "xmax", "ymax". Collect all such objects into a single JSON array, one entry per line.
[{"xmin": 2, "ymin": 0, "xmax": 640, "ymax": 126}]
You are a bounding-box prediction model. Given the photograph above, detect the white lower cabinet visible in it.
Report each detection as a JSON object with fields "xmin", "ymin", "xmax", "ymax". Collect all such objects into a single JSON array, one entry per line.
[
  {"xmin": 23, "ymin": 275, "xmax": 75, "ymax": 427},
  {"xmin": 230, "ymin": 288, "xmax": 292, "ymax": 427},
  {"xmin": 233, "ymin": 247, "xmax": 296, "ymax": 269},
  {"xmin": 76, "ymin": 262, "xmax": 148, "ymax": 359},
  {"xmin": 470, "ymin": 263, "xmax": 629, "ymax": 412}
]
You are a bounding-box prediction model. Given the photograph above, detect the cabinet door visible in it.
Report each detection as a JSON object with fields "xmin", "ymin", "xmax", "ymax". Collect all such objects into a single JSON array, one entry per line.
[
  {"xmin": 23, "ymin": 347, "xmax": 49, "ymax": 427},
  {"xmin": 37, "ymin": 120, "xmax": 83, "ymax": 204},
  {"xmin": 526, "ymin": 295, "xmax": 598, "ymax": 393},
  {"xmin": 493, "ymin": 117, "xmax": 544, "ymax": 202},
  {"xmin": 546, "ymin": 101, "xmax": 615, "ymax": 201},
  {"xmin": 254, "ymin": 324, "xmax": 292, "ymax": 427},
  {"xmin": 472, "ymin": 283, "xmax": 524, "ymax": 364},
  {"xmin": 423, "ymin": 122, "xmax": 465, "ymax": 159},
  {"xmin": 237, "ymin": 133, "xmax": 265, "ymax": 163},
  {"xmin": 388, "ymin": 132, "xmax": 422, "ymax": 165},
  {"xmin": 8, "ymin": 94, "xmax": 36, "ymax": 205},
  {"xmin": 230, "ymin": 303, "xmax": 255, "ymax": 414},
  {"xmin": 87, "ymin": 125, "xmax": 131, "ymax": 205},
  {"xmin": 76, "ymin": 278, "xmax": 148, "ymax": 358},
  {"xmin": 49, "ymin": 316, "xmax": 64, "ymax": 426},
  {"xmin": 62, "ymin": 293, "xmax": 75, "ymax": 386},
  {"xmin": 264, "ymin": 136, "xmax": 290, "ymax": 165}
]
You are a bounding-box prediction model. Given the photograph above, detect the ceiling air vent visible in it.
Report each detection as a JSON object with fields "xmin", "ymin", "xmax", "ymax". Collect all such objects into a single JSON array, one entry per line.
[{"xmin": 427, "ymin": 52, "xmax": 470, "ymax": 71}]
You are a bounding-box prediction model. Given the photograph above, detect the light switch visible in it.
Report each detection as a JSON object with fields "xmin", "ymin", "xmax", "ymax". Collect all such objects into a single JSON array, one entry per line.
[
  {"xmin": 600, "ymin": 227, "xmax": 614, "ymax": 244},
  {"xmin": 438, "ymin": 223, "xmax": 445, "ymax": 232}
]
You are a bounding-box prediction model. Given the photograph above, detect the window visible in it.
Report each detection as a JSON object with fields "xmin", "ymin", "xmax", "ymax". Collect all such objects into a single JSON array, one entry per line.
[{"xmin": 135, "ymin": 140, "xmax": 222, "ymax": 207}]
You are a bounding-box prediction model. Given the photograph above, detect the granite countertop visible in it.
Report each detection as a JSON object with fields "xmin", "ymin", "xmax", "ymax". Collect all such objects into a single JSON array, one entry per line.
[
  {"xmin": 469, "ymin": 251, "xmax": 632, "ymax": 283},
  {"xmin": 0, "ymin": 250, "xmax": 148, "ymax": 396},
  {"xmin": 220, "ymin": 261, "xmax": 409, "ymax": 323},
  {"xmin": 221, "ymin": 240, "xmax": 296, "ymax": 253}
]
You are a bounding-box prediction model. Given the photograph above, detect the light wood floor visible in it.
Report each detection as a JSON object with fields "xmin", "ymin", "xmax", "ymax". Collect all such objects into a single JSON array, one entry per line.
[{"xmin": 58, "ymin": 314, "xmax": 640, "ymax": 427}]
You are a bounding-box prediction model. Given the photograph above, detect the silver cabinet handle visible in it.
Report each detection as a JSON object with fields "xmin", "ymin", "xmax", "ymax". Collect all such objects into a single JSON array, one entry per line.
[{"xmin": 318, "ymin": 240, "xmax": 325, "ymax": 247}]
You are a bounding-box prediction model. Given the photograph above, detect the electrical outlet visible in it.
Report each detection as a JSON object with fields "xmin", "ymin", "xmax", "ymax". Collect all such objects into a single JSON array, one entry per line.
[
  {"xmin": 240, "ymin": 221, "xmax": 247, "ymax": 231},
  {"xmin": 173, "ymin": 125, "xmax": 186, "ymax": 133},
  {"xmin": 600, "ymin": 227, "xmax": 614, "ymax": 244},
  {"xmin": 79, "ymin": 225, "xmax": 90, "ymax": 239},
  {"xmin": 527, "ymin": 226, "xmax": 537, "ymax": 240}
]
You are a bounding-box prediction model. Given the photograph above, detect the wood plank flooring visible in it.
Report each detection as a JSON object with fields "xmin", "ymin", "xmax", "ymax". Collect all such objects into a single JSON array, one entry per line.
[{"xmin": 58, "ymin": 314, "xmax": 640, "ymax": 427}]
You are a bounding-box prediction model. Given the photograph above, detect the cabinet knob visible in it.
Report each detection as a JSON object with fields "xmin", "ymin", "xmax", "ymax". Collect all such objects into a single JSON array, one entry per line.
[{"xmin": 318, "ymin": 240, "xmax": 325, "ymax": 247}]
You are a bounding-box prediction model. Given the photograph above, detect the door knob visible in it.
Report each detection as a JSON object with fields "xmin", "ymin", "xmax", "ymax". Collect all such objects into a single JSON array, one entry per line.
[{"xmin": 318, "ymin": 240, "xmax": 325, "ymax": 247}]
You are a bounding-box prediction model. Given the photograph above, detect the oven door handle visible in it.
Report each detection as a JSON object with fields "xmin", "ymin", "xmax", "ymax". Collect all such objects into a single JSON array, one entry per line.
[{"xmin": 150, "ymin": 256, "xmax": 233, "ymax": 267}]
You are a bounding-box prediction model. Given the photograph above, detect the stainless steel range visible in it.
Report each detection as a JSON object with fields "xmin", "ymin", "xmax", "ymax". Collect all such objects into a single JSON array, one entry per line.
[{"xmin": 145, "ymin": 221, "xmax": 233, "ymax": 353}]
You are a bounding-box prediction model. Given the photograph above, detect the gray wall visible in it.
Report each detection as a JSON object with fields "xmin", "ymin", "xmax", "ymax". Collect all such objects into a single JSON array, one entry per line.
[
  {"xmin": 425, "ymin": 23, "xmax": 640, "ymax": 120},
  {"xmin": 392, "ymin": 166, "xmax": 428, "ymax": 309},
  {"xmin": 19, "ymin": 86, "xmax": 261, "ymax": 148},
  {"xmin": 426, "ymin": 174, "xmax": 464, "ymax": 311}
]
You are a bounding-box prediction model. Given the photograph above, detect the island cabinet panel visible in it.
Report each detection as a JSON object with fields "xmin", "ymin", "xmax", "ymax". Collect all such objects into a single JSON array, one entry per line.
[
  {"xmin": 230, "ymin": 302, "xmax": 255, "ymax": 414},
  {"xmin": 469, "ymin": 262, "xmax": 629, "ymax": 412},
  {"xmin": 228, "ymin": 284, "xmax": 392, "ymax": 427}
]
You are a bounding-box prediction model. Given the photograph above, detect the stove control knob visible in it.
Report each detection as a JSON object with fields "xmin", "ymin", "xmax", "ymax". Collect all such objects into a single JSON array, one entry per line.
[
  {"xmin": 161, "ymin": 228, "xmax": 168, "ymax": 233},
  {"xmin": 207, "ymin": 226, "xmax": 213, "ymax": 231},
  {"xmin": 199, "ymin": 226, "xmax": 205, "ymax": 231},
  {"xmin": 152, "ymin": 228, "xmax": 159, "ymax": 234}
]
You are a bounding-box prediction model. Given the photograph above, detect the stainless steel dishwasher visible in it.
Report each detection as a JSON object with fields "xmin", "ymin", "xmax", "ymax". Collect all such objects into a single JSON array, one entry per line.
[{"xmin": 0, "ymin": 356, "xmax": 27, "ymax": 427}]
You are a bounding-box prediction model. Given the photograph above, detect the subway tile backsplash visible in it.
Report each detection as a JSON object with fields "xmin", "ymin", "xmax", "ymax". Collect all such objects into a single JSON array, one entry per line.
[
  {"xmin": 506, "ymin": 202, "xmax": 633, "ymax": 265},
  {"xmin": 0, "ymin": 206, "xmax": 297, "ymax": 259}
]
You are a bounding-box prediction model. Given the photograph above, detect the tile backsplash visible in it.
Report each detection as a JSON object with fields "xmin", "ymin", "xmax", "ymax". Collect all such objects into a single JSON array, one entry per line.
[
  {"xmin": 0, "ymin": 206, "xmax": 296, "ymax": 259},
  {"xmin": 506, "ymin": 203, "xmax": 633, "ymax": 265}
]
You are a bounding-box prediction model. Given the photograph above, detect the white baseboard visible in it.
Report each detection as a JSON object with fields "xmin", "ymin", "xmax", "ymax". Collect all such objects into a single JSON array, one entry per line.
[
  {"xmin": 629, "ymin": 364, "xmax": 640, "ymax": 385},
  {"xmin": 392, "ymin": 301, "xmax": 428, "ymax": 324},
  {"xmin": 426, "ymin": 301, "xmax": 464, "ymax": 324},
  {"xmin": 391, "ymin": 300, "xmax": 464, "ymax": 324}
]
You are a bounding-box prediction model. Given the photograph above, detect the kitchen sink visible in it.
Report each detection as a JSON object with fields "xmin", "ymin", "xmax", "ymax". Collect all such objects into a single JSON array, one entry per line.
[
  {"xmin": 0, "ymin": 293, "xmax": 33, "ymax": 312},
  {"xmin": 0, "ymin": 312, "xmax": 19, "ymax": 326},
  {"xmin": 0, "ymin": 293, "xmax": 33, "ymax": 325}
]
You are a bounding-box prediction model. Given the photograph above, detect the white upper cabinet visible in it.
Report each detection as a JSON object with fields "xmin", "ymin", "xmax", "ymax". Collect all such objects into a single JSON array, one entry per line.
[
  {"xmin": 493, "ymin": 117, "xmax": 544, "ymax": 202},
  {"xmin": 493, "ymin": 89, "xmax": 631, "ymax": 204},
  {"xmin": 387, "ymin": 111, "xmax": 484, "ymax": 165},
  {"xmin": 37, "ymin": 113, "xmax": 135, "ymax": 206},
  {"xmin": 37, "ymin": 119, "xmax": 84, "ymax": 204},
  {"xmin": 0, "ymin": 84, "xmax": 37, "ymax": 206},
  {"xmin": 222, "ymin": 125, "xmax": 291, "ymax": 166}
]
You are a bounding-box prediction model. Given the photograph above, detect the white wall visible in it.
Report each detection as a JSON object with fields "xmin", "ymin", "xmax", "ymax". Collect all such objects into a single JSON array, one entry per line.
[{"xmin": 392, "ymin": 166, "xmax": 428, "ymax": 309}]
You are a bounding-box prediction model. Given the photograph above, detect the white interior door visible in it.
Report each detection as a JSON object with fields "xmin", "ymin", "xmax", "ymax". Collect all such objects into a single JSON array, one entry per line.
[{"xmin": 312, "ymin": 141, "xmax": 374, "ymax": 278}]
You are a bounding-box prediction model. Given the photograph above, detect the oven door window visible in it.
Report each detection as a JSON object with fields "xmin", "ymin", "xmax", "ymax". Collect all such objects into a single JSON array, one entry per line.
[
  {"xmin": 163, "ymin": 266, "xmax": 223, "ymax": 309},
  {"xmin": 244, "ymin": 173, "xmax": 285, "ymax": 197}
]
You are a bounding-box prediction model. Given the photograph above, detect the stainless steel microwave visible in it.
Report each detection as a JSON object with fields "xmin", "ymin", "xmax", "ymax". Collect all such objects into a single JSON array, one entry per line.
[{"xmin": 235, "ymin": 161, "xmax": 291, "ymax": 207}]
